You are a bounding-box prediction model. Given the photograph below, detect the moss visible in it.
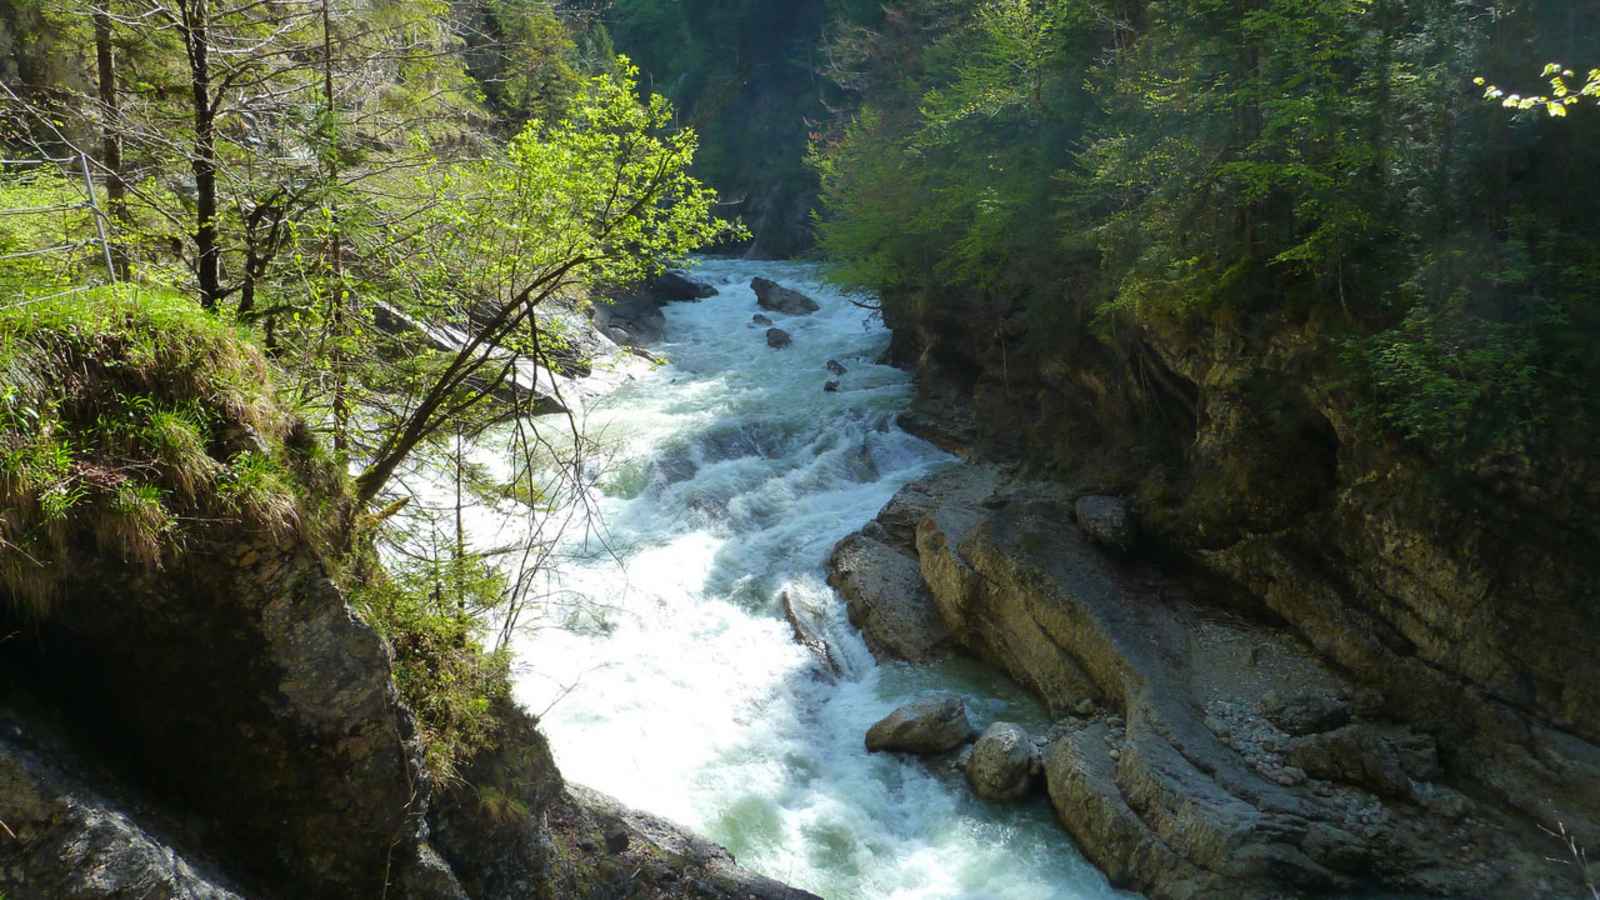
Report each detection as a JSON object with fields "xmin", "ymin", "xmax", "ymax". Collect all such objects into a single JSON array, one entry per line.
[
  {"xmin": 0, "ymin": 283, "xmax": 512, "ymax": 793},
  {"xmin": 0, "ymin": 285, "xmax": 296, "ymax": 615}
]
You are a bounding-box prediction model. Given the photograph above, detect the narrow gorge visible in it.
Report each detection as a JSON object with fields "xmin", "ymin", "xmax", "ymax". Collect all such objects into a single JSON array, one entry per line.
[{"xmin": 2, "ymin": 0, "xmax": 1597, "ymax": 898}]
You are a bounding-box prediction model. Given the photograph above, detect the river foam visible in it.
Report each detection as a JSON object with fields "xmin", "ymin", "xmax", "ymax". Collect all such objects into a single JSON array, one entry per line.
[{"xmin": 500, "ymin": 259, "xmax": 1132, "ymax": 900}]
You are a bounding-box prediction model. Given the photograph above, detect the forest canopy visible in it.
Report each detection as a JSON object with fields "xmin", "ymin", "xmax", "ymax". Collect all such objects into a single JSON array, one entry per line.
[{"xmin": 805, "ymin": 0, "xmax": 1600, "ymax": 466}]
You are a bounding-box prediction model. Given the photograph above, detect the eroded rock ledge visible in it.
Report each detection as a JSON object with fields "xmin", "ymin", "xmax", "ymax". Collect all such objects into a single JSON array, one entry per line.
[
  {"xmin": 830, "ymin": 463, "xmax": 1600, "ymax": 900},
  {"xmin": 0, "ymin": 476, "xmax": 814, "ymax": 900}
]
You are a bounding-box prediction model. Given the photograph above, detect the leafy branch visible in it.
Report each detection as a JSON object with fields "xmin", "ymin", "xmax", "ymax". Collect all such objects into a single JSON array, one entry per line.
[{"xmin": 1476, "ymin": 63, "xmax": 1600, "ymax": 117}]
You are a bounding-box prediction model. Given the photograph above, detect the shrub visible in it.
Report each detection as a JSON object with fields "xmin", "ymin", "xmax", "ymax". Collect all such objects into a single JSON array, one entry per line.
[{"xmin": 349, "ymin": 553, "xmax": 513, "ymax": 785}]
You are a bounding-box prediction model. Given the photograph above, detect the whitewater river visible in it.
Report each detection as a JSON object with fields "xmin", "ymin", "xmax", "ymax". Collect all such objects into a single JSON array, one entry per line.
[{"xmin": 476, "ymin": 259, "xmax": 1130, "ymax": 899}]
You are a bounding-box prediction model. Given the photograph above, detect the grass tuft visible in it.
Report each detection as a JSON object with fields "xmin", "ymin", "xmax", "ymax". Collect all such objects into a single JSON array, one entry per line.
[
  {"xmin": 0, "ymin": 285, "xmax": 300, "ymax": 615},
  {"xmin": 95, "ymin": 482, "xmax": 172, "ymax": 568},
  {"xmin": 217, "ymin": 451, "xmax": 299, "ymax": 538}
]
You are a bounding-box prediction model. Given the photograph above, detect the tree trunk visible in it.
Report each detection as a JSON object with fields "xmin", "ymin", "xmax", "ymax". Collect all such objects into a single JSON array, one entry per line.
[
  {"xmin": 93, "ymin": 4, "xmax": 129, "ymax": 279},
  {"xmin": 184, "ymin": 0, "xmax": 222, "ymax": 310},
  {"xmin": 324, "ymin": 0, "xmax": 351, "ymax": 453}
]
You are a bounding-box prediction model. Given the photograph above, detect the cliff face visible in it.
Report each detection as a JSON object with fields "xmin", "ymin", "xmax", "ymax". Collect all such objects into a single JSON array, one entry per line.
[
  {"xmin": 0, "ymin": 290, "xmax": 817, "ymax": 900},
  {"xmin": 1, "ymin": 519, "xmax": 458, "ymax": 898},
  {"xmin": 851, "ymin": 290, "xmax": 1600, "ymax": 898}
]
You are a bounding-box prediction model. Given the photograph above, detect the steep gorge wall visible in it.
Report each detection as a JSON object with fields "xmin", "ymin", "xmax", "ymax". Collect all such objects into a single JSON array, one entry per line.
[{"xmin": 873, "ymin": 289, "xmax": 1600, "ymax": 895}]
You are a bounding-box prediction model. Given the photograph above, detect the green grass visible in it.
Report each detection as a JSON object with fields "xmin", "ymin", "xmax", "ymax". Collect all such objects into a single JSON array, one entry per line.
[{"xmin": 0, "ymin": 284, "xmax": 298, "ymax": 615}]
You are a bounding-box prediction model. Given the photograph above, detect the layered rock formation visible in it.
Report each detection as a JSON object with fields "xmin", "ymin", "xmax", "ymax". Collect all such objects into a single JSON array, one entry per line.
[{"xmin": 830, "ymin": 460, "xmax": 1599, "ymax": 899}]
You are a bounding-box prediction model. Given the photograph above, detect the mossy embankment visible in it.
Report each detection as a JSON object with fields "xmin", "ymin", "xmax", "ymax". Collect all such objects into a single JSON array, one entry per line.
[{"xmin": 0, "ymin": 288, "xmax": 816, "ymax": 900}]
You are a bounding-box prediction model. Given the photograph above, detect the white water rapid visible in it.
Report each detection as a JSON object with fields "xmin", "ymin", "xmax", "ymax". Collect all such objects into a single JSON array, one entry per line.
[{"xmin": 463, "ymin": 259, "xmax": 1134, "ymax": 899}]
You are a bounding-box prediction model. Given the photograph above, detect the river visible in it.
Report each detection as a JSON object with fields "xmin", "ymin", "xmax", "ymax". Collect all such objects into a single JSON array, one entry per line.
[{"xmin": 491, "ymin": 259, "xmax": 1131, "ymax": 899}]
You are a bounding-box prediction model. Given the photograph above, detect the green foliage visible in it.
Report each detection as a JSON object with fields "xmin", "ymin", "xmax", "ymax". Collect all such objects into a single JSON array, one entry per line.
[
  {"xmin": 0, "ymin": 170, "xmax": 96, "ymax": 298},
  {"xmin": 350, "ymin": 553, "xmax": 512, "ymax": 784},
  {"xmin": 604, "ymin": 0, "xmax": 836, "ymax": 253},
  {"xmin": 463, "ymin": 0, "xmax": 584, "ymax": 127},
  {"xmin": 813, "ymin": 0, "xmax": 1600, "ymax": 472},
  {"xmin": 0, "ymin": 0, "xmax": 741, "ymax": 800},
  {"xmin": 216, "ymin": 451, "xmax": 299, "ymax": 538},
  {"xmin": 1354, "ymin": 304, "xmax": 1547, "ymax": 455},
  {"xmin": 0, "ymin": 285, "xmax": 291, "ymax": 614},
  {"xmin": 1477, "ymin": 64, "xmax": 1600, "ymax": 116}
]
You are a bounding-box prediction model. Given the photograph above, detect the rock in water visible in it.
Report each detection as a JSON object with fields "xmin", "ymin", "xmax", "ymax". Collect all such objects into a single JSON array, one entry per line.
[
  {"xmin": 865, "ymin": 695, "xmax": 976, "ymax": 754},
  {"xmin": 825, "ymin": 532, "xmax": 952, "ymax": 662},
  {"xmin": 766, "ymin": 328, "xmax": 793, "ymax": 349},
  {"xmin": 823, "ymin": 380, "xmax": 840, "ymax": 393},
  {"xmin": 752, "ymin": 313, "xmax": 774, "ymax": 326},
  {"xmin": 826, "ymin": 359, "xmax": 848, "ymax": 376},
  {"xmin": 1074, "ymin": 495, "xmax": 1137, "ymax": 553},
  {"xmin": 966, "ymin": 722, "xmax": 1041, "ymax": 802},
  {"xmin": 780, "ymin": 592, "xmax": 841, "ymax": 678},
  {"xmin": 751, "ymin": 277, "xmax": 820, "ymax": 315},
  {"xmin": 592, "ymin": 292, "xmax": 667, "ymax": 346},
  {"xmin": 651, "ymin": 270, "xmax": 717, "ymax": 302}
]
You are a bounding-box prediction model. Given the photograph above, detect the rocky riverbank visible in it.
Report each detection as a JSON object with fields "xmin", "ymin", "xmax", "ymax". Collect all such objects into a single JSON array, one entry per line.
[{"xmin": 828, "ymin": 457, "xmax": 1598, "ymax": 899}]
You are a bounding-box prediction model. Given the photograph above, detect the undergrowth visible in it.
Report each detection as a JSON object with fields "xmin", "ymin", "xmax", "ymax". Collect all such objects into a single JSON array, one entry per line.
[
  {"xmin": 0, "ymin": 284, "xmax": 293, "ymax": 614},
  {"xmin": 347, "ymin": 551, "xmax": 513, "ymax": 785}
]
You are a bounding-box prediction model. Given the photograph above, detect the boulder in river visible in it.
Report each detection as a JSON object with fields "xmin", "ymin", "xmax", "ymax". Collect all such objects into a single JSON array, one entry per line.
[
  {"xmin": 751, "ymin": 277, "xmax": 820, "ymax": 315},
  {"xmin": 752, "ymin": 313, "xmax": 774, "ymax": 326},
  {"xmin": 592, "ymin": 292, "xmax": 667, "ymax": 347},
  {"xmin": 965, "ymin": 722, "xmax": 1041, "ymax": 802},
  {"xmin": 652, "ymin": 269, "xmax": 717, "ymax": 302},
  {"xmin": 826, "ymin": 359, "xmax": 848, "ymax": 376},
  {"xmin": 780, "ymin": 592, "xmax": 841, "ymax": 678},
  {"xmin": 865, "ymin": 694, "xmax": 976, "ymax": 755},
  {"xmin": 825, "ymin": 532, "xmax": 952, "ymax": 662},
  {"xmin": 823, "ymin": 380, "xmax": 840, "ymax": 393},
  {"xmin": 766, "ymin": 328, "xmax": 793, "ymax": 349}
]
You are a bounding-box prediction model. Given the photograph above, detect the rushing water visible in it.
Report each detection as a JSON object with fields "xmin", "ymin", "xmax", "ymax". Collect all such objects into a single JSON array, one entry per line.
[{"xmin": 484, "ymin": 259, "xmax": 1132, "ymax": 900}]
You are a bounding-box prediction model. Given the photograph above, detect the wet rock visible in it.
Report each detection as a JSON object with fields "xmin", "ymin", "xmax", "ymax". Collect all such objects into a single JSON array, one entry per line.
[
  {"xmin": 539, "ymin": 785, "xmax": 824, "ymax": 900},
  {"xmin": 873, "ymin": 480, "xmax": 942, "ymax": 553},
  {"xmin": 825, "ymin": 532, "xmax": 951, "ymax": 662},
  {"xmin": 751, "ymin": 313, "xmax": 773, "ymax": 326},
  {"xmin": 651, "ymin": 270, "xmax": 717, "ymax": 302},
  {"xmin": 537, "ymin": 304, "xmax": 621, "ymax": 378},
  {"xmin": 826, "ymin": 359, "xmax": 848, "ymax": 376},
  {"xmin": 780, "ymin": 592, "xmax": 841, "ymax": 678},
  {"xmin": 1073, "ymin": 495, "xmax": 1137, "ymax": 553},
  {"xmin": 865, "ymin": 695, "xmax": 976, "ymax": 755},
  {"xmin": 751, "ymin": 277, "xmax": 820, "ymax": 315},
  {"xmin": 592, "ymin": 292, "xmax": 667, "ymax": 346},
  {"xmin": 893, "ymin": 463, "xmax": 1532, "ymax": 898},
  {"xmin": 844, "ymin": 440, "xmax": 879, "ymax": 483},
  {"xmin": 965, "ymin": 722, "xmax": 1040, "ymax": 802},
  {"xmin": 766, "ymin": 328, "xmax": 792, "ymax": 349},
  {"xmin": 823, "ymin": 380, "xmax": 840, "ymax": 393}
]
